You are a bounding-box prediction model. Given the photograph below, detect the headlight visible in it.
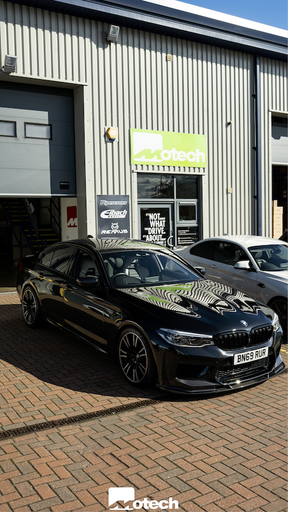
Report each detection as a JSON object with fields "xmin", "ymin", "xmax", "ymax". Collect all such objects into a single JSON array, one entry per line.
[
  {"xmin": 157, "ymin": 328, "xmax": 214, "ymax": 348},
  {"xmin": 272, "ymin": 313, "xmax": 282, "ymax": 332}
]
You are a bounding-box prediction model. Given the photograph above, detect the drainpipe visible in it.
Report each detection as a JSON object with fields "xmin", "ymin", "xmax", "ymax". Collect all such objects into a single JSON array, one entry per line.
[{"xmin": 254, "ymin": 55, "xmax": 262, "ymax": 236}]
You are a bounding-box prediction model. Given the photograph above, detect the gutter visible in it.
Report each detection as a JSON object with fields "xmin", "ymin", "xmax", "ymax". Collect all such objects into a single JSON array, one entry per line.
[{"xmin": 254, "ymin": 56, "xmax": 262, "ymax": 236}]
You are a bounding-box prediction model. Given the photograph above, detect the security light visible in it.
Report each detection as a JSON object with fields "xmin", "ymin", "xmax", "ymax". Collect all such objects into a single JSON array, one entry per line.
[
  {"xmin": 3, "ymin": 55, "xmax": 17, "ymax": 73},
  {"xmin": 106, "ymin": 25, "xmax": 120, "ymax": 43}
]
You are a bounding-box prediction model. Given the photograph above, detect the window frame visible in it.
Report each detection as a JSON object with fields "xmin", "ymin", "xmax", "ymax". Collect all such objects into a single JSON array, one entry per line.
[
  {"xmin": 46, "ymin": 244, "xmax": 76, "ymax": 275},
  {"xmin": 24, "ymin": 122, "xmax": 52, "ymax": 140},
  {"xmin": 0, "ymin": 120, "xmax": 16, "ymax": 138}
]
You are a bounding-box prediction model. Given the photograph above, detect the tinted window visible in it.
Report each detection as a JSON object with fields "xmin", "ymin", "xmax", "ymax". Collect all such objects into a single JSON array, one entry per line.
[
  {"xmin": 190, "ymin": 241, "xmax": 215, "ymax": 260},
  {"xmin": 214, "ymin": 242, "xmax": 247, "ymax": 266},
  {"xmin": 50, "ymin": 245, "xmax": 75, "ymax": 274},
  {"xmin": 176, "ymin": 176, "xmax": 198, "ymax": 199},
  {"xmin": 40, "ymin": 246, "xmax": 55, "ymax": 267}
]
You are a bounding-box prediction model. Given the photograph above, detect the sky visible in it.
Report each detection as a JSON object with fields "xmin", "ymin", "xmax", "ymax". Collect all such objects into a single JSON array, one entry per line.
[{"xmin": 180, "ymin": 0, "xmax": 288, "ymax": 30}]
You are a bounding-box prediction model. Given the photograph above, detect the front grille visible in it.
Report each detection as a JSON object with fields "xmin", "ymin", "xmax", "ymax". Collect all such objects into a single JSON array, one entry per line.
[
  {"xmin": 214, "ymin": 325, "xmax": 273, "ymax": 350},
  {"xmin": 215, "ymin": 356, "xmax": 270, "ymax": 385}
]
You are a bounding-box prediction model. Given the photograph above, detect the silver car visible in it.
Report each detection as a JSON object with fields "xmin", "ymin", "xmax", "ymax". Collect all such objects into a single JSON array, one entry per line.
[{"xmin": 176, "ymin": 235, "xmax": 288, "ymax": 334}]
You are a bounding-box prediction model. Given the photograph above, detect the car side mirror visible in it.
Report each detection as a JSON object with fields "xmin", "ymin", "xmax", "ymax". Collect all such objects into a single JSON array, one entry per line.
[
  {"xmin": 76, "ymin": 276, "xmax": 99, "ymax": 287},
  {"xmin": 234, "ymin": 260, "xmax": 254, "ymax": 271},
  {"xmin": 195, "ymin": 266, "xmax": 206, "ymax": 276}
]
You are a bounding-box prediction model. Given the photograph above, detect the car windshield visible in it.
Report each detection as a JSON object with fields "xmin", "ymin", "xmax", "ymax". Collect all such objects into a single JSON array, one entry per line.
[
  {"xmin": 249, "ymin": 244, "xmax": 288, "ymax": 271},
  {"xmin": 102, "ymin": 250, "xmax": 201, "ymax": 288}
]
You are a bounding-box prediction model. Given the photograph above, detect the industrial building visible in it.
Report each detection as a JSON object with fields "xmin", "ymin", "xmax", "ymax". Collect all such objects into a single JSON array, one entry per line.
[{"xmin": 0, "ymin": 0, "xmax": 287, "ymax": 271}]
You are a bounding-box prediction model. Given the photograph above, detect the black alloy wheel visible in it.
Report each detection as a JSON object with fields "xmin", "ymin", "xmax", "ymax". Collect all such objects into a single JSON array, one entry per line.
[
  {"xmin": 269, "ymin": 298, "xmax": 287, "ymax": 337},
  {"xmin": 22, "ymin": 286, "xmax": 41, "ymax": 327},
  {"xmin": 118, "ymin": 328, "xmax": 156, "ymax": 387}
]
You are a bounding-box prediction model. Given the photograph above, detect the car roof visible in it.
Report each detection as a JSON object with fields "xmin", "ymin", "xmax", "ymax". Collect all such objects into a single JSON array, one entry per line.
[
  {"xmin": 65, "ymin": 237, "xmax": 173, "ymax": 254},
  {"xmin": 198, "ymin": 234, "xmax": 287, "ymax": 249}
]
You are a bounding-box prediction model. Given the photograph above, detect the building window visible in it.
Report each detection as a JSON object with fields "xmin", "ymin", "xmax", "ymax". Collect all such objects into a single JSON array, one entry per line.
[
  {"xmin": 178, "ymin": 203, "xmax": 197, "ymax": 222},
  {"xmin": 0, "ymin": 120, "xmax": 16, "ymax": 137},
  {"xmin": 25, "ymin": 123, "xmax": 52, "ymax": 139},
  {"xmin": 137, "ymin": 174, "xmax": 174, "ymax": 199}
]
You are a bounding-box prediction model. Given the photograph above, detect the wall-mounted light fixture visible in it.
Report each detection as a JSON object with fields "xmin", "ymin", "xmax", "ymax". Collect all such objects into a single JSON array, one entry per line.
[
  {"xmin": 3, "ymin": 55, "xmax": 17, "ymax": 73},
  {"xmin": 105, "ymin": 126, "xmax": 118, "ymax": 142},
  {"xmin": 106, "ymin": 25, "xmax": 120, "ymax": 43}
]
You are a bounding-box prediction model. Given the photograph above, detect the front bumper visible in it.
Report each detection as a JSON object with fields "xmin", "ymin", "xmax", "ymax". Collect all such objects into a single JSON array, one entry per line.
[{"xmin": 153, "ymin": 328, "xmax": 284, "ymax": 394}]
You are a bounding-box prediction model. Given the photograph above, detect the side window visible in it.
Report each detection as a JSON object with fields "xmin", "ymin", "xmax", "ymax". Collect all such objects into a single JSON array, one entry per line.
[
  {"xmin": 214, "ymin": 242, "xmax": 247, "ymax": 266},
  {"xmin": 50, "ymin": 245, "xmax": 75, "ymax": 274},
  {"xmin": 40, "ymin": 246, "xmax": 55, "ymax": 267},
  {"xmin": 190, "ymin": 241, "xmax": 215, "ymax": 260},
  {"xmin": 75, "ymin": 250, "xmax": 99, "ymax": 278}
]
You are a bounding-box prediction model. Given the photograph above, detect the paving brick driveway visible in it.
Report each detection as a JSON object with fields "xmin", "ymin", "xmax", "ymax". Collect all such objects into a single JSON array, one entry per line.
[{"xmin": 0, "ymin": 293, "xmax": 287, "ymax": 512}]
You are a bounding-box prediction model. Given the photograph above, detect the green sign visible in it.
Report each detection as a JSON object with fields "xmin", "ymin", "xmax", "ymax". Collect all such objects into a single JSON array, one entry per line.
[{"xmin": 130, "ymin": 129, "xmax": 206, "ymax": 168}]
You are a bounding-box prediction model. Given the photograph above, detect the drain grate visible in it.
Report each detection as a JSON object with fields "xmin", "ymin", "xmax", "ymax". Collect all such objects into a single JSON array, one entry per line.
[{"xmin": 0, "ymin": 398, "xmax": 164, "ymax": 441}]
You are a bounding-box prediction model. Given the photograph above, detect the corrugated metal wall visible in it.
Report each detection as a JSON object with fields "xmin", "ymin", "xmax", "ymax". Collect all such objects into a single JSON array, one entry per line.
[
  {"xmin": 0, "ymin": 1, "xmax": 286, "ymax": 238},
  {"xmin": 260, "ymin": 58, "xmax": 288, "ymax": 237}
]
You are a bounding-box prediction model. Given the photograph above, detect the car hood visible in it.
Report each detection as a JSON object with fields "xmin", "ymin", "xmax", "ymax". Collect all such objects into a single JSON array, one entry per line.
[
  {"xmin": 118, "ymin": 280, "xmax": 274, "ymax": 331},
  {"xmin": 261, "ymin": 269, "xmax": 288, "ymax": 286}
]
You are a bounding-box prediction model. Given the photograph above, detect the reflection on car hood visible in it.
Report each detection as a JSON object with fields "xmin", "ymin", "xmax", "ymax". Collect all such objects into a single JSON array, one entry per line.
[{"xmin": 119, "ymin": 280, "xmax": 261, "ymax": 316}]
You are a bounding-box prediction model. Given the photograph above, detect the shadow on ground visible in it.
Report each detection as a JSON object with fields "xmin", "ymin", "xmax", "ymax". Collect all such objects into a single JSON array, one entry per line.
[
  {"xmin": 0, "ymin": 303, "xmax": 286, "ymax": 406},
  {"xmin": 0, "ymin": 303, "xmax": 168, "ymax": 400}
]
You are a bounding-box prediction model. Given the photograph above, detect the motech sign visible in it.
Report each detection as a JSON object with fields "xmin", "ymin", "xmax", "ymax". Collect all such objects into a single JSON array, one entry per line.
[{"xmin": 130, "ymin": 129, "xmax": 206, "ymax": 168}]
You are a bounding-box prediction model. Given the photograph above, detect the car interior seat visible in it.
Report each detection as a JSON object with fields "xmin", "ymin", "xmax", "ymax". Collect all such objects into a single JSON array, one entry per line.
[{"xmin": 136, "ymin": 256, "xmax": 151, "ymax": 280}]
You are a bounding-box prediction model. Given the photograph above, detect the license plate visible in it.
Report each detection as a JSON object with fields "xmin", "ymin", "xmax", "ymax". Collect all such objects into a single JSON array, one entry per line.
[{"xmin": 234, "ymin": 347, "xmax": 268, "ymax": 365}]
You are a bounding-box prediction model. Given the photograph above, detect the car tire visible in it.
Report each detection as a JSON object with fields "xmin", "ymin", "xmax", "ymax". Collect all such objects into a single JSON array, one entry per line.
[
  {"xmin": 268, "ymin": 297, "xmax": 287, "ymax": 337},
  {"xmin": 118, "ymin": 328, "xmax": 156, "ymax": 387},
  {"xmin": 22, "ymin": 286, "xmax": 42, "ymax": 328}
]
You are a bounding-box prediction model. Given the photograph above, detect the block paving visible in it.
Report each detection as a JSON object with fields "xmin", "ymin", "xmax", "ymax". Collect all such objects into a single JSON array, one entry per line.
[{"xmin": 0, "ymin": 292, "xmax": 287, "ymax": 512}]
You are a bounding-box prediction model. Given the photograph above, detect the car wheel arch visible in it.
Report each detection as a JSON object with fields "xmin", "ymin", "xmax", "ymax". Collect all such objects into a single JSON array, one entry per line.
[
  {"xmin": 267, "ymin": 295, "xmax": 287, "ymax": 308},
  {"xmin": 117, "ymin": 321, "xmax": 154, "ymax": 351},
  {"xmin": 21, "ymin": 284, "xmax": 43, "ymax": 327},
  {"xmin": 117, "ymin": 325, "xmax": 157, "ymax": 387},
  {"xmin": 267, "ymin": 296, "xmax": 287, "ymax": 333}
]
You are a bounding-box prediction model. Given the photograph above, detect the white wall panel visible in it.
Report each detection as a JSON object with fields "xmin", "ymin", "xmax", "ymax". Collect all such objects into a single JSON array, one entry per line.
[{"xmin": 0, "ymin": 1, "xmax": 286, "ymax": 239}]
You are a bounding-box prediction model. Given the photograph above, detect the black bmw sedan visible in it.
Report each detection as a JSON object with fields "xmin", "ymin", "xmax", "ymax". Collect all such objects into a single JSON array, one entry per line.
[{"xmin": 17, "ymin": 237, "xmax": 284, "ymax": 394}]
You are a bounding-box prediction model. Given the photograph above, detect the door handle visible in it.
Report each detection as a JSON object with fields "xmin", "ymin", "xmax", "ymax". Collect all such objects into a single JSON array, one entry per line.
[
  {"xmin": 257, "ymin": 283, "xmax": 265, "ymax": 288},
  {"xmin": 209, "ymin": 264, "xmax": 218, "ymax": 268},
  {"xmin": 65, "ymin": 283, "xmax": 74, "ymax": 291}
]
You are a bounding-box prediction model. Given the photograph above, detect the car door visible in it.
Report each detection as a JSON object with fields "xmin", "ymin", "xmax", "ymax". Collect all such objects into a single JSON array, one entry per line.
[
  {"xmin": 188, "ymin": 240, "xmax": 220, "ymax": 281},
  {"xmin": 36, "ymin": 244, "xmax": 76, "ymax": 323},
  {"xmin": 62, "ymin": 247, "xmax": 121, "ymax": 351},
  {"xmin": 211, "ymin": 241, "xmax": 259, "ymax": 298}
]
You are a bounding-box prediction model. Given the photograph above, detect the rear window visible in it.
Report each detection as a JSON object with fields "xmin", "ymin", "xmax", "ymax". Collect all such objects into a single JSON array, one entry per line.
[{"xmin": 190, "ymin": 241, "xmax": 215, "ymax": 260}]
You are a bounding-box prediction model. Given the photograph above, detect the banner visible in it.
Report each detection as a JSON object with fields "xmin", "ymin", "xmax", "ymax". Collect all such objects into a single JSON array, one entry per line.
[{"xmin": 97, "ymin": 195, "xmax": 130, "ymax": 239}]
